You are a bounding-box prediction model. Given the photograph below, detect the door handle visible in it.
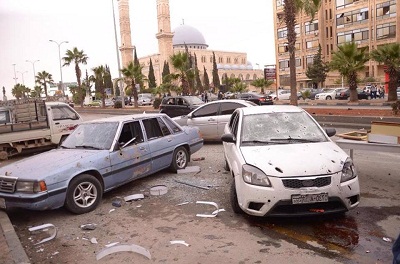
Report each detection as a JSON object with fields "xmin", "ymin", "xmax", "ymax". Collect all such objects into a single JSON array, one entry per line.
[
  {"xmin": 55, "ymin": 122, "xmax": 60, "ymax": 125},
  {"xmin": 208, "ymin": 118, "xmax": 215, "ymax": 121},
  {"xmin": 139, "ymin": 147, "xmax": 147, "ymax": 151}
]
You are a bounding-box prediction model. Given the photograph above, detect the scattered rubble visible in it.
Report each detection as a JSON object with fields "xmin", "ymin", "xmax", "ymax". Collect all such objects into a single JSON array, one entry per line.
[
  {"xmin": 150, "ymin": 185, "xmax": 168, "ymax": 196},
  {"xmin": 195, "ymin": 201, "xmax": 225, "ymax": 218},
  {"xmin": 80, "ymin": 223, "xmax": 97, "ymax": 230},
  {"xmin": 177, "ymin": 166, "xmax": 201, "ymax": 174},
  {"xmin": 96, "ymin": 244, "xmax": 152, "ymax": 261},
  {"xmin": 28, "ymin": 223, "xmax": 57, "ymax": 245},
  {"xmin": 170, "ymin": 240, "xmax": 190, "ymax": 247},
  {"xmin": 175, "ymin": 179, "xmax": 209, "ymax": 190},
  {"xmin": 124, "ymin": 194, "xmax": 145, "ymax": 202}
]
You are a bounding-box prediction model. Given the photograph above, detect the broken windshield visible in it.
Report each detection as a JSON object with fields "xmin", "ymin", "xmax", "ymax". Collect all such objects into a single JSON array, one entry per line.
[
  {"xmin": 61, "ymin": 122, "xmax": 119, "ymax": 150},
  {"xmin": 240, "ymin": 112, "xmax": 327, "ymax": 145}
]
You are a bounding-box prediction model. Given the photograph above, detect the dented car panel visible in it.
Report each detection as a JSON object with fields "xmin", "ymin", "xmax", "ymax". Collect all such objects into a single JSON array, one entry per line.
[
  {"xmin": 0, "ymin": 113, "xmax": 203, "ymax": 213},
  {"xmin": 222, "ymin": 105, "xmax": 360, "ymax": 217}
]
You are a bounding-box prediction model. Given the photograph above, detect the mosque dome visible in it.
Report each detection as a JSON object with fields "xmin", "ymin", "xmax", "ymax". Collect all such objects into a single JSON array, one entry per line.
[{"xmin": 173, "ymin": 25, "xmax": 209, "ymax": 49}]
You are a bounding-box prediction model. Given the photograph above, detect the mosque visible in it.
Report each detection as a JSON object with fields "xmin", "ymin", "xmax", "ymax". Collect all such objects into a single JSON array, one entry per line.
[{"xmin": 118, "ymin": 0, "xmax": 265, "ymax": 92}]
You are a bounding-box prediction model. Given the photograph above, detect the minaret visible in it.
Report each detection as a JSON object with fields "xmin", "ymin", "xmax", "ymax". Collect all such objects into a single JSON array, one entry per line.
[
  {"xmin": 118, "ymin": 0, "xmax": 134, "ymax": 68},
  {"xmin": 156, "ymin": 0, "xmax": 174, "ymax": 69}
]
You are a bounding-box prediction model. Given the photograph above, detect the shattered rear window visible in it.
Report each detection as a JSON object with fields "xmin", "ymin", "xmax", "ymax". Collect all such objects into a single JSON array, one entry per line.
[{"xmin": 240, "ymin": 112, "xmax": 327, "ymax": 145}]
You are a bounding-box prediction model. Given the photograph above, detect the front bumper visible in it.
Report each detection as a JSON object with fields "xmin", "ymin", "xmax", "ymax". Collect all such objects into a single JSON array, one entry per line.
[{"xmin": 235, "ymin": 173, "xmax": 360, "ymax": 217}]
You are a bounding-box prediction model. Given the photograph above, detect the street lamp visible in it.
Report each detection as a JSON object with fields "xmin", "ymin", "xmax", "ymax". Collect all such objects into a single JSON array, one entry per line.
[
  {"xmin": 49, "ymin": 40, "xmax": 69, "ymax": 97},
  {"xmin": 12, "ymin": 64, "xmax": 18, "ymax": 84},
  {"xmin": 26, "ymin": 60, "xmax": 40, "ymax": 87},
  {"xmin": 17, "ymin": 71, "xmax": 28, "ymax": 85}
]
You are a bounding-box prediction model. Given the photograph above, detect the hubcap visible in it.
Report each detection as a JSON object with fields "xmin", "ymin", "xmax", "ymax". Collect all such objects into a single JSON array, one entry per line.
[
  {"xmin": 73, "ymin": 181, "xmax": 97, "ymax": 208},
  {"xmin": 176, "ymin": 150, "xmax": 187, "ymax": 168}
]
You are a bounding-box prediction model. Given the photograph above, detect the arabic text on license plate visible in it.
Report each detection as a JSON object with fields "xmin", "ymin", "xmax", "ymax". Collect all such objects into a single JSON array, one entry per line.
[
  {"xmin": 0, "ymin": 198, "xmax": 5, "ymax": 209},
  {"xmin": 291, "ymin": 193, "xmax": 328, "ymax": 204}
]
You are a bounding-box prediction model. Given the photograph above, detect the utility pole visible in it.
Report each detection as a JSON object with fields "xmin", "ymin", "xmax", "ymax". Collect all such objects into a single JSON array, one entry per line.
[
  {"xmin": 112, "ymin": 0, "xmax": 125, "ymax": 108},
  {"xmin": 12, "ymin": 64, "xmax": 18, "ymax": 84},
  {"xmin": 26, "ymin": 60, "xmax": 40, "ymax": 87}
]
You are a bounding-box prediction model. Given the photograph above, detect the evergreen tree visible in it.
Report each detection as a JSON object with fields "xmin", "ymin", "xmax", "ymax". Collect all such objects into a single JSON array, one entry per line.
[
  {"xmin": 203, "ymin": 66, "xmax": 210, "ymax": 91},
  {"xmin": 194, "ymin": 54, "xmax": 203, "ymax": 93},
  {"xmin": 104, "ymin": 65, "xmax": 113, "ymax": 95},
  {"xmin": 134, "ymin": 48, "xmax": 139, "ymax": 66},
  {"xmin": 306, "ymin": 45, "xmax": 328, "ymax": 88},
  {"xmin": 148, "ymin": 58, "xmax": 157, "ymax": 88},
  {"xmin": 212, "ymin": 52, "xmax": 220, "ymax": 91},
  {"xmin": 162, "ymin": 61, "xmax": 170, "ymax": 83}
]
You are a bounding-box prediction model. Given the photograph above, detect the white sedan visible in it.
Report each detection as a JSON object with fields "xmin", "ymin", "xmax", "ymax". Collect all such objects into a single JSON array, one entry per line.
[
  {"xmin": 315, "ymin": 88, "xmax": 342, "ymax": 100},
  {"xmin": 172, "ymin": 99, "xmax": 256, "ymax": 141},
  {"xmin": 222, "ymin": 105, "xmax": 360, "ymax": 217}
]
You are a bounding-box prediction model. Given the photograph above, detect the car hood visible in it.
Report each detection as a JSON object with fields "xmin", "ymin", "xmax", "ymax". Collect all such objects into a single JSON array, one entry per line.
[
  {"xmin": 0, "ymin": 149, "xmax": 106, "ymax": 180},
  {"xmin": 240, "ymin": 142, "xmax": 347, "ymax": 177}
]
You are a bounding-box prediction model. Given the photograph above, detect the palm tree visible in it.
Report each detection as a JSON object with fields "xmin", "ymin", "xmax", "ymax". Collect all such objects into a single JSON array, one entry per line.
[
  {"xmin": 12, "ymin": 84, "xmax": 30, "ymax": 100},
  {"xmin": 62, "ymin": 47, "xmax": 88, "ymax": 106},
  {"xmin": 370, "ymin": 43, "xmax": 400, "ymax": 101},
  {"xmin": 36, "ymin": 71, "xmax": 54, "ymax": 98},
  {"xmin": 329, "ymin": 42, "xmax": 369, "ymax": 102},
  {"xmin": 284, "ymin": 0, "xmax": 322, "ymax": 106},
  {"xmin": 31, "ymin": 85, "xmax": 43, "ymax": 98},
  {"xmin": 92, "ymin": 65, "xmax": 109, "ymax": 108},
  {"xmin": 251, "ymin": 78, "xmax": 274, "ymax": 94},
  {"xmin": 121, "ymin": 61, "xmax": 147, "ymax": 108},
  {"xmin": 169, "ymin": 52, "xmax": 194, "ymax": 95}
]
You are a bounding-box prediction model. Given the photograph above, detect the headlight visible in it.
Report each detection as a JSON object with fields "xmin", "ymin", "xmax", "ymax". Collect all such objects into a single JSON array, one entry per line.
[
  {"xmin": 341, "ymin": 158, "xmax": 357, "ymax": 183},
  {"xmin": 16, "ymin": 180, "xmax": 47, "ymax": 193},
  {"xmin": 242, "ymin": 164, "xmax": 271, "ymax": 187}
]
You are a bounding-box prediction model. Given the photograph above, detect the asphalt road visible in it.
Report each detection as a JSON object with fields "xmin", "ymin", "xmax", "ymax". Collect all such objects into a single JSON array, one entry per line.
[{"xmin": 1, "ymin": 112, "xmax": 399, "ymax": 263}]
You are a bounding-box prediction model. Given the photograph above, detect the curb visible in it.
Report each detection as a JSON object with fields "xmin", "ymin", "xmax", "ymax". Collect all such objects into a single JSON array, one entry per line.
[{"xmin": 0, "ymin": 210, "xmax": 30, "ymax": 264}]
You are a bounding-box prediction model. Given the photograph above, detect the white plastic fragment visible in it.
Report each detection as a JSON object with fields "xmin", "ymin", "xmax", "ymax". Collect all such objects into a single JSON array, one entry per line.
[
  {"xmin": 383, "ymin": 237, "xmax": 392, "ymax": 242},
  {"xmin": 36, "ymin": 248, "xmax": 44, "ymax": 253},
  {"xmin": 96, "ymin": 244, "xmax": 152, "ymax": 261},
  {"xmin": 109, "ymin": 209, "xmax": 115, "ymax": 213},
  {"xmin": 52, "ymin": 251, "xmax": 59, "ymax": 256},
  {"xmin": 91, "ymin": 238, "xmax": 98, "ymax": 244},
  {"xmin": 170, "ymin": 240, "xmax": 190, "ymax": 247},
  {"xmin": 195, "ymin": 201, "xmax": 225, "ymax": 218},
  {"xmin": 80, "ymin": 223, "xmax": 97, "ymax": 230},
  {"xmin": 105, "ymin": 242, "xmax": 120, "ymax": 248},
  {"xmin": 28, "ymin": 223, "xmax": 57, "ymax": 245},
  {"xmin": 124, "ymin": 194, "xmax": 145, "ymax": 202},
  {"xmin": 177, "ymin": 166, "xmax": 201, "ymax": 174},
  {"xmin": 176, "ymin": 201, "xmax": 190, "ymax": 206}
]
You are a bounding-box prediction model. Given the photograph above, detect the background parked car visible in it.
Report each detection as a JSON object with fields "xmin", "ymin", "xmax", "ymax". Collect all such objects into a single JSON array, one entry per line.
[
  {"xmin": 159, "ymin": 95, "xmax": 204, "ymax": 117},
  {"xmin": 336, "ymin": 88, "xmax": 371, "ymax": 100},
  {"xmin": 172, "ymin": 99, "xmax": 256, "ymax": 141},
  {"xmin": 270, "ymin": 90, "xmax": 302, "ymax": 100},
  {"xmin": 137, "ymin": 93, "xmax": 153, "ymax": 106},
  {"xmin": 235, "ymin": 93, "xmax": 273, "ymax": 105},
  {"xmin": 113, "ymin": 96, "xmax": 131, "ymax": 106},
  {"xmin": 315, "ymin": 88, "xmax": 342, "ymax": 100},
  {"xmin": 0, "ymin": 113, "xmax": 203, "ymax": 214},
  {"xmin": 221, "ymin": 105, "xmax": 360, "ymax": 217},
  {"xmin": 300, "ymin": 88, "xmax": 325, "ymax": 100}
]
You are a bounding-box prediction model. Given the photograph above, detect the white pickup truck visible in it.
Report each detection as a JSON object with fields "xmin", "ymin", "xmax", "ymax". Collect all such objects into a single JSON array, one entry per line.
[{"xmin": 0, "ymin": 99, "xmax": 83, "ymax": 159}]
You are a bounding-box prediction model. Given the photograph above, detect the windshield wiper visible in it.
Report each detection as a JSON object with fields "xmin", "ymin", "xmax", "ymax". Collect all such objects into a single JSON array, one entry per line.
[
  {"xmin": 241, "ymin": 140, "xmax": 286, "ymax": 145},
  {"xmin": 75, "ymin": 145, "xmax": 103, "ymax": 150}
]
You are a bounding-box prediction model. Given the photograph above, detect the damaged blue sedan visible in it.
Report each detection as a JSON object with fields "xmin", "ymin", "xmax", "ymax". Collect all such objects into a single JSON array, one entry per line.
[{"xmin": 0, "ymin": 113, "xmax": 203, "ymax": 214}]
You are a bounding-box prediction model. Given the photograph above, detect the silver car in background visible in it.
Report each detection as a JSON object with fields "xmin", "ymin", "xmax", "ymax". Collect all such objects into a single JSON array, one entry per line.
[{"xmin": 173, "ymin": 99, "xmax": 256, "ymax": 141}]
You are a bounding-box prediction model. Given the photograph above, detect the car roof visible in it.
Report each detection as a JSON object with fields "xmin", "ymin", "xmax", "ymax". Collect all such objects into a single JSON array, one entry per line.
[
  {"xmin": 82, "ymin": 113, "xmax": 168, "ymax": 124},
  {"xmin": 239, "ymin": 105, "xmax": 304, "ymax": 115}
]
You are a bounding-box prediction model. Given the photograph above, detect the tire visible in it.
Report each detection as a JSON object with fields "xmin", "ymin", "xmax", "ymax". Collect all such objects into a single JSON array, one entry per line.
[
  {"xmin": 65, "ymin": 174, "xmax": 103, "ymax": 214},
  {"xmin": 230, "ymin": 179, "xmax": 243, "ymax": 214},
  {"xmin": 326, "ymin": 96, "xmax": 332, "ymax": 100},
  {"xmin": 170, "ymin": 146, "xmax": 189, "ymax": 172},
  {"xmin": 224, "ymin": 158, "xmax": 229, "ymax": 171}
]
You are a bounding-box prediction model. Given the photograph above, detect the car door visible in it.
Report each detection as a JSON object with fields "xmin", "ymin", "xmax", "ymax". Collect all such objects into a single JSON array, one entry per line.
[
  {"xmin": 223, "ymin": 111, "xmax": 240, "ymax": 168},
  {"xmin": 188, "ymin": 102, "xmax": 219, "ymax": 140},
  {"xmin": 108, "ymin": 121, "xmax": 151, "ymax": 187},
  {"xmin": 142, "ymin": 117, "xmax": 176, "ymax": 171},
  {"xmin": 217, "ymin": 102, "xmax": 247, "ymax": 139}
]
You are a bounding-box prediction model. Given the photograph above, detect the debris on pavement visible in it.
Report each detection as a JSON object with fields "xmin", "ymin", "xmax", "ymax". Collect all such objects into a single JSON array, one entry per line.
[
  {"xmin": 112, "ymin": 200, "xmax": 122, "ymax": 207},
  {"xmin": 124, "ymin": 194, "xmax": 145, "ymax": 202},
  {"xmin": 150, "ymin": 185, "xmax": 168, "ymax": 196},
  {"xmin": 109, "ymin": 209, "xmax": 115, "ymax": 213},
  {"xmin": 177, "ymin": 166, "xmax": 201, "ymax": 174},
  {"xmin": 170, "ymin": 240, "xmax": 190, "ymax": 247},
  {"xmin": 80, "ymin": 223, "xmax": 97, "ymax": 230},
  {"xmin": 91, "ymin": 238, "xmax": 98, "ymax": 244},
  {"xmin": 105, "ymin": 242, "xmax": 120, "ymax": 248},
  {"xmin": 176, "ymin": 201, "xmax": 190, "ymax": 206},
  {"xmin": 28, "ymin": 223, "xmax": 57, "ymax": 245},
  {"xmin": 195, "ymin": 201, "xmax": 225, "ymax": 218},
  {"xmin": 383, "ymin": 237, "xmax": 392, "ymax": 242},
  {"xmin": 192, "ymin": 157, "xmax": 205, "ymax": 161},
  {"xmin": 96, "ymin": 244, "xmax": 152, "ymax": 261},
  {"xmin": 175, "ymin": 179, "xmax": 210, "ymax": 190}
]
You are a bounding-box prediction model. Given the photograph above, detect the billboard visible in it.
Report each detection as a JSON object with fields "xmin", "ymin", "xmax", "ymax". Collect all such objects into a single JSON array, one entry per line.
[{"xmin": 264, "ymin": 67, "xmax": 276, "ymax": 80}]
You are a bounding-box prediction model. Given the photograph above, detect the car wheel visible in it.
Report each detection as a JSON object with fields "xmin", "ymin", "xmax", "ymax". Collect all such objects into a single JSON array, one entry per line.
[
  {"xmin": 170, "ymin": 146, "xmax": 189, "ymax": 172},
  {"xmin": 230, "ymin": 179, "xmax": 243, "ymax": 214},
  {"xmin": 65, "ymin": 174, "xmax": 103, "ymax": 214},
  {"xmin": 326, "ymin": 96, "xmax": 332, "ymax": 100},
  {"xmin": 224, "ymin": 158, "xmax": 229, "ymax": 171}
]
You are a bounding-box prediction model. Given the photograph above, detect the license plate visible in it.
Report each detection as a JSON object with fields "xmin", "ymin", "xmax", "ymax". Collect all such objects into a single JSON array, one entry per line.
[
  {"xmin": 292, "ymin": 193, "xmax": 328, "ymax": 204},
  {"xmin": 0, "ymin": 198, "xmax": 5, "ymax": 209}
]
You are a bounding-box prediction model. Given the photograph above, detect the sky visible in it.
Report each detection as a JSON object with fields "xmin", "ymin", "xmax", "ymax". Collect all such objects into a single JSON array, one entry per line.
[{"xmin": 0, "ymin": 0, "xmax": 276, "ymax": 99}]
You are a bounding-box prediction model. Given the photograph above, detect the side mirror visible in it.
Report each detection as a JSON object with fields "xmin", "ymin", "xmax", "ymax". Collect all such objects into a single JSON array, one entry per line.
[
  {"xmin": 221, "ymin": 133, "xmax": 235, "ymax": 143},
  {"xmin": 325, "ymin": 128, "xmax": 336, "ymax": 137}
]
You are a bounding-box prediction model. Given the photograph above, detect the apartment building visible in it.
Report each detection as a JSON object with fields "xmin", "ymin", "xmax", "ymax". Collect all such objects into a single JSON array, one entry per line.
[{"xmin": 273, "ymin": 0, "xmax": 399, "ymax": 89}]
